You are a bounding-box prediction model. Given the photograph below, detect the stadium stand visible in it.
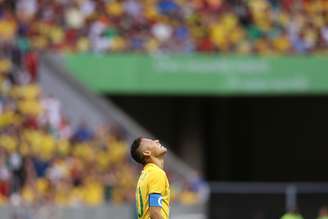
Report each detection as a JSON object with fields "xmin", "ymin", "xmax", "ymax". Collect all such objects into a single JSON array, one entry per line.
[
  {"xmin": 0, "ymin": 0, "xmax": 327, "ymax": 212},
  {"xmin": 0, "ymin": 43, "xmax": 207, "ymax": 207},
  {"xmin": 0, "ymin": 0, "xmax": 327, "ymax": 54}
]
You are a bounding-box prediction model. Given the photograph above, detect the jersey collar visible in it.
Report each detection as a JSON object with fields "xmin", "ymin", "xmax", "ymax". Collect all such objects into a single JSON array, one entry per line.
[{"xmin": 144, "ymin": 163, "xmax": 161, "ymax": 170}]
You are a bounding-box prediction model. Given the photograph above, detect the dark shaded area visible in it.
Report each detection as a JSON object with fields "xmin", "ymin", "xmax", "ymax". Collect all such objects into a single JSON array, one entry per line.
[
  {"xmin": 107, "ymin": 95, "xmax": 328, "ymax": 181},
  {"xmin": 209, "ymin": 193, "xmax": 285, "ymax": 219},
  {"xmin": 210, "ymin": 193, "xmax": 328, "ymax": 219},
  {"xmin": 298, "ymin": 194, "xmax": 328, "ymax": 219}
]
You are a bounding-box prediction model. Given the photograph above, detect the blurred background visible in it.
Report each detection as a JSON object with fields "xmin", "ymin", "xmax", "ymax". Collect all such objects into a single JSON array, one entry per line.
[{"xmin": 0, "ymin": 0, "xmax": 327, "ymax": 218}]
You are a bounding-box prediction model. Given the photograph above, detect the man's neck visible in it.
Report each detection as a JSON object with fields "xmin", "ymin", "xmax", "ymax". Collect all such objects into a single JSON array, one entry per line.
[{"xmin": 147, "ymin": 157, "xmax": 164, "ymax": 169}]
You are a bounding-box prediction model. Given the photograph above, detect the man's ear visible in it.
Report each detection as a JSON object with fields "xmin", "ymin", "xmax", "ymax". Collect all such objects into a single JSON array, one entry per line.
[{"xmin": 143, "ymin": 150, "xmax": 151, "ymax": 157}]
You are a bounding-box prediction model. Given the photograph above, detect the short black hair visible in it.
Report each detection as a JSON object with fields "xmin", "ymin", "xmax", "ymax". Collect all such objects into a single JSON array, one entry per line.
[{"xmin": 130, "ymin": 137, "xmax": 145, "ymax": 165}]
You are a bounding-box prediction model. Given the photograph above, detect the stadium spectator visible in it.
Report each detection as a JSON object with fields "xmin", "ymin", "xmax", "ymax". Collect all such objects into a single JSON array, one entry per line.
[
  {"xmin": 281, "ymin": 208, "xmax": 304, "ymax": 219},
  {"xmin": 23, "ymin": 49, "xmax": 39, "ymax": 82},
  {"xmin": 72, "ymin": 122, "xmax": 94, "ymax": 142},
  {"xmin": 318, "ymin": 206, "xmax": 328, "ymax": 219}
]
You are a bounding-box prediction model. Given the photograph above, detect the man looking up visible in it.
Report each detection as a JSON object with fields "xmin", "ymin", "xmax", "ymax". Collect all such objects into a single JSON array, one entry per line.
[{"xmin": 131, "ymin": 137, "xmax": 170, "ymax": 219}]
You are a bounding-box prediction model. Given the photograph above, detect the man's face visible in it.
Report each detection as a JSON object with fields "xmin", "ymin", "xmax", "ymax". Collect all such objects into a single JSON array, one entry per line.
[{"xmin": 141, "ymin": 138, "xmax": 167, "ymax": 158}]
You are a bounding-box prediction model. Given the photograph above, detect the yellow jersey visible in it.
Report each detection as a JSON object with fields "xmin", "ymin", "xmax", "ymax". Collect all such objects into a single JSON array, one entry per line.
[{"xmin": 136, "ymin": 163, "xmax": 170, "ymax": 219}]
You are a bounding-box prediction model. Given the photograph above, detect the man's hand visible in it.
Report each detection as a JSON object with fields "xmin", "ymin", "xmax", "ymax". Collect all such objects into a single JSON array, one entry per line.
[{"xmin": 149, "ymin": 206, "xmax": 163, "ymax": 219}]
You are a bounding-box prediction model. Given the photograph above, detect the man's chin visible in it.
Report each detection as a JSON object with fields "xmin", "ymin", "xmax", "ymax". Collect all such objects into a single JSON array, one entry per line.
[{"xmin": 160, "ymin": 148, "xmax": 167, "ymax": 155}]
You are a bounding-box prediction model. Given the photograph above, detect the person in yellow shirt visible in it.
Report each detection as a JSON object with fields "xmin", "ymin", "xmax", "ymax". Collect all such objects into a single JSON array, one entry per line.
[
  {"xmin": 317, "ymin": 206, "xmax": 328, "ymax": 219},
  {"xmin": 131, "ymin": 137, "xmax": 170, "ymax": 219},
  {"xmin": 281, "ymin": 208, "xmax": 304, "ymax": 219}
]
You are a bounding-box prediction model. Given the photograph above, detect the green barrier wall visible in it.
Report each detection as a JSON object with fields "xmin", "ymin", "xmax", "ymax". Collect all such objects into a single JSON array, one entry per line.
[{"xmin": 64, "ymin": 54, "xmax": 328, "ymax": 95}]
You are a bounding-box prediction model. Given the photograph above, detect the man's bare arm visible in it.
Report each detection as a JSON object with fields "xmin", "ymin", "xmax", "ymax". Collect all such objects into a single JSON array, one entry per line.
[{"xmin": 149, "ymin": 206, "xmax": 163, "ymax": 219}]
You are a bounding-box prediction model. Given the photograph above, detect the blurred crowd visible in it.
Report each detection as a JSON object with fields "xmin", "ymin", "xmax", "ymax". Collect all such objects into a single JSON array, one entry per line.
[
  {"xmin": 2, "ymin": 0, "xmax": 327, "ymax": 209},
  {"xmin": 0, "ymin": 43, "xmax": 206, "ymax": 207},
  {"xmin": 0, "ymin": 0, "xmax": 327, "ymax": 54},
  {"xmin": 0, "ymin": 0, "xmax": 212, "ymax": 208}
]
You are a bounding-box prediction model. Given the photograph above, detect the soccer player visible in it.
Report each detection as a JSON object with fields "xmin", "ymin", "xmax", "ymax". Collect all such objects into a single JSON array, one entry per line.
[{"xmin": 130, "ymin": 137, "xmax": 170, "ymax": 219}]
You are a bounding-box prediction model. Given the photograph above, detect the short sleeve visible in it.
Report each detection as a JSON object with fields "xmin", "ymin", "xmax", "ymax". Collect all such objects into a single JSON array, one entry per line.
[{"xmin": 147, "ymin": 169, "xmax": 166, "ymax": 194}]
